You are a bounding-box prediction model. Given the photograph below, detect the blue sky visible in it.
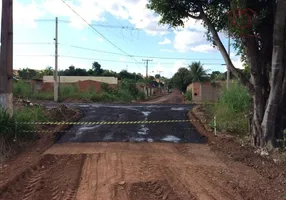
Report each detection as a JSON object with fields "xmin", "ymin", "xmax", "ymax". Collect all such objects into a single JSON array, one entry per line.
[{"xmin": 9, "ymin": 0, "xmax": 243, "ymax": 78}]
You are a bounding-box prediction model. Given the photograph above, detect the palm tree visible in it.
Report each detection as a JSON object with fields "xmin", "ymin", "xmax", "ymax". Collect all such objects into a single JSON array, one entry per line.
[{"xmin": 188, "ymin": 62, "xmax": 209, "ymax": 82}]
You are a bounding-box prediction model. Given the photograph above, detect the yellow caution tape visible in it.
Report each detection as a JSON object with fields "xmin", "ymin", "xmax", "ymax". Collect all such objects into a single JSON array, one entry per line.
[{"xmin": 16, "ymin": 119, "xmax": 205, "ymax": 125}]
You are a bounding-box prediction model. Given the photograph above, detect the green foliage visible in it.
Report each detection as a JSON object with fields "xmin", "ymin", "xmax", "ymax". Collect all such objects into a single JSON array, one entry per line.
[
  {"xmin": 184, "ymin": 90, "xmax": 193, "ymax": 101},
  {"xmin": 91, "ymin": 62, "xmax": 103, "ymax": 76},
  {"xmin": 120, "ymin": 79, "xmax": 139, "ymax": 98},
  {"xmin": 171, "ymin": 67, "xmax": 192, "ymax": 91},
  {"xmin": 13, "ymin": 80, "xmax": 32, "ymax": 98},
  {"xmin": 0, "ymin": 106, "xmax": 47, "ymax": 161},
  {"xmin": 116, "ymin": 89, "xmax": 134, "ymax": 103},
  {"xmin": 212, "ymin": 82, "xmax": 251, "ymax": 135},
  {"xmin": 138, "ymin": 91, "xmax": 146, "ymax": 100},
  {"xmin": 38, "ymin": 66, "xmax": 54, "ymax": 78},
  {"xmin": 101, "ymin": 83, "xmax": 114, "ymax": 94},
  {"xmin": 189, "ymin": 62, "xmax": 209, "ymax": 82},
  {"xmin": 59, "ymin": 65, "xmax": 89, "ymax": 76},
  {"xmin": 210, "ymin": 71, "xmax": 226, "ymax": 81},
  {"xmin": 59, "ymin": 84, "xmax": 78, "ymax": 100},
  {"xmin": 18, "ymin": 68, "xmax": 38, "ymax": 80}
]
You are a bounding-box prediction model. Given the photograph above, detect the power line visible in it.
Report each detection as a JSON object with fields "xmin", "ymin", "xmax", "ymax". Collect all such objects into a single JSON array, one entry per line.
[
  {"xmin": 59, "ymin": 55, "xmax": 225, "ymax": 65},
  {"xmin": 35, "ymin": 19, "xmax": 174, "ymax": 32},
  {"xmin": 14, "ymin": 54, "xmax": 225, "ymax": 65},
  {"xmin": 68, "ymin": 44, "xmax": 223, "ymax": 61},
  {"xmin": 59, "ymin": 0, "xmax": 142, "ymax": 68}
]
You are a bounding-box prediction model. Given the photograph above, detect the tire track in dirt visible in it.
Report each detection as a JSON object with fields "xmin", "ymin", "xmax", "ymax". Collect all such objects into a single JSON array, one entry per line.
[{"xmin": 0, "ymin": 154, "xmax": 85, "ymax": 200}]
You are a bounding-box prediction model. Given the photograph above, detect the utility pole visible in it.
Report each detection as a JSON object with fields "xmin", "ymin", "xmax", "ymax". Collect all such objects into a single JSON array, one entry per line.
[
  {"xmin": 54, "ymin": 17, "xmax": 59, "ymax": 102},
  {"xmin": 0, "ymin": 0, "xmax": 13, "ymax": 116},
  {"xmin": 142, "ymin": 59, "xmax": 152, "ymax": 97},
  {"xmin": 142, "ymin": 59, "xmax": 152, "ymax": 78}
]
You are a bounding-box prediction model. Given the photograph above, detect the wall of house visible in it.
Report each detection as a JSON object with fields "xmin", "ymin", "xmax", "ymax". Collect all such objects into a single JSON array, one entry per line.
[
  {"xmin": 192, "ymin": 82, "xmax": 202, "ymax": 102},
  {"xmin": 43, "ymin": 76, "xmax": 118, "ymax": 84},
  {"xmin": 188, "ymin": 82, "xmax": 221, "ymax": 102},
  {"xmin": 40, "ymin": 80, "xmax": 117, "ymax": 93}
]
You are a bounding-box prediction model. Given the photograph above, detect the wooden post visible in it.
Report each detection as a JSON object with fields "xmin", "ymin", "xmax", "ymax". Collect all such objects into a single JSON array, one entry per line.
[{"xmin": 0, "ymin": 0, "xmax": 13, "ymax": 116}]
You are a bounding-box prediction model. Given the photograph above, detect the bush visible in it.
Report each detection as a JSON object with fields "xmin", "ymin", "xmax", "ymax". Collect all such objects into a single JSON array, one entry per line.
[
  {"xmin": 59, "ymin": 84, "xmax": 78, "ymax": 100},
  {"xmin": 212, "ymin": 82, "xmax": 251, "ymax": 135},
  {"xmin": 101, "ymin": 92, "xmax": 118, "ymax": 102},
  {"xmin": 138, "ymin": 91, "xmax": 146, "ymax": 100},
  {"xmin": 184, "ymin": 90, "xmax": 192, "ymax": 101},
  {"xmin": 116, "ymin": 89, "xmax": 133, "ymax": 103},
  {"xmin": 13, "ymin": 80, "xmax": 32, "ymax": 98},
  {"xmin": 90, "ymin": 93, "xmax": 104, "ymax": 102},
  {"xmin": 101, "ymin": 83, "xmax": 114, "ymax": 93},
  {"xmin": 120, "ymin": 79, "xmax": 139, "ymax": 98}
]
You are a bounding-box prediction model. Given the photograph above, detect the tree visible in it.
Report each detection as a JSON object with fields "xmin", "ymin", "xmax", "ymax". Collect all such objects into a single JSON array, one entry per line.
[
  {"xmin": 147, "ymin": 0, "xmax": 286, "ymax": 148},
  {"xmin": 102, "ymin": 70, "xmax": 118, "ymax": 77},
  {"xmin": 59, "ymin": 65, "xmax": 88, "ymax": 76},
  {"xmin": 171, "ymin": 67, "xmax": 192, "ymax": 91},
  {"xmin": 189, "ymin": 61, "xmax": 209, "ymax": 82},
  {"xmin": 210, "ymin": 71, "xmax": 223, "ymax": 80},
  {"xmin": 92, "ymin": 62, "xmax": 103, "ymax": 76},
  {"xmin": 18, "ymin": 68, "xmax": 38, "ymax": 80},
  {"xmin": 155, "ymin": 74, "xmax": 161, "ymax": 79}
]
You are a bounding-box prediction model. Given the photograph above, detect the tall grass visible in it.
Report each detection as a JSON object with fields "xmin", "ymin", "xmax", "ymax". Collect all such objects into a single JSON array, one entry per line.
[
  {"xmin": 13, "ymin": 80, "xmax": 32, "ymax": 98},
  {"xmin": 0, "ymin": 106, "xmax": 47, "ymax": 161},
  {"xmin": 59, "ymin": 84, "xmax": 78, "ymax": 100},
  {"xmin": 212, "ymin": 81, "xmax": 251, "ymax": 135}
]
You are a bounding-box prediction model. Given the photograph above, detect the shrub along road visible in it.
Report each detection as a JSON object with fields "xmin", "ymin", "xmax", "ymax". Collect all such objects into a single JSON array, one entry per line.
[{"xmin": 1, "ymin": 90, "xmax": 285, "ymax": 200}]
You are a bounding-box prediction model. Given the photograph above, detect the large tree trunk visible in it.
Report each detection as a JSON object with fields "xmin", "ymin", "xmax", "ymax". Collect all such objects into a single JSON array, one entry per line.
[
  {"xmin": 198, "ymin": 1, "xmax": 286, "ymax": 149},
  {"xmin": 261, "ymin": 0, "xmax": 286, "ymax": 149},
  {"xmin": 199, "ymin": 7, "xmax": 254, "ymax": 94}
]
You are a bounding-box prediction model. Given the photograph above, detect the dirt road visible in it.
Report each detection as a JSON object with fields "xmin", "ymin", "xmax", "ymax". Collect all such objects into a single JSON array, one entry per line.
[{"xmin": 1, "ymin": 91, "xmax": 284, "ymax": 200}]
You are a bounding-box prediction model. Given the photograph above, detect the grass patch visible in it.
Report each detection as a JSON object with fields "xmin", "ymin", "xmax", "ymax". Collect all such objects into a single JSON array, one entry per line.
[
  {"xmin": 13, "ymin": 80, "xmax": 32, "ymax": 98},
  {"xmin": 0, "ymin": 106, "xmax": 48, "ymax": 162},
  {"xmin": 212, "ymin": 81, "xmax": 251, "ymax": 135}
]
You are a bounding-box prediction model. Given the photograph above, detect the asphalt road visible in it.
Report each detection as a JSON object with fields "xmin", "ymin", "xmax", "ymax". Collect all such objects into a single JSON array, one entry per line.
[{"xmin": 49, "ymin": 103, "xmax": 206, "ymax": 144}]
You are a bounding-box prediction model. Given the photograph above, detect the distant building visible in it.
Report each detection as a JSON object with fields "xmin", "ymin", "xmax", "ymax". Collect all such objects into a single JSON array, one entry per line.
[
  {"xmin": 43, "ymin": 76, "xmax": 118, "ymax": 85},
  {"xmin": 187, "ymin": 82, "xmax": 222, "ymax": 102}
]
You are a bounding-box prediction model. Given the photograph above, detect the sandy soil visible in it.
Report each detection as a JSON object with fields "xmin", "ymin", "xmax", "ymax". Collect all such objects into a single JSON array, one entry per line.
[
  {"xmin": 1, "ymin": 92, "xmax": 286, "ymax": 200},
  {"xmin": 144, "ymin": 90, "xmax": 185, "ymax": 104}
]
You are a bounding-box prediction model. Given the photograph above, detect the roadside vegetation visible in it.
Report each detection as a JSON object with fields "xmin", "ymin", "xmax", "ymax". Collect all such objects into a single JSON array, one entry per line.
[
  {"xmin": 184, "ymin": 90, "xmax": 192, "ymax": 101},
  {"xmin": 13, "ymin": 79, "xmax": 146, "ymax": 103},
  {"xmin": 0, "ymin": 106, "xmax": 47, "ymax": 162},
  {"xmin": 210, "ymin": 82, "xmax": 251, "ymax": 135}
]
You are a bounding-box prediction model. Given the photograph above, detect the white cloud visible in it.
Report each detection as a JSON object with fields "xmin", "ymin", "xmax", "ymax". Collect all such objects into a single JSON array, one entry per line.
[
  {"xmin": 160, "ymin": 49, "xmax": 174, "ymax": 53},
  {"xmin": 190, "ymin": 44, "xmax": 216, "ymax": 53},
  {"xmin": 42, "ymin": 0, "xmax": 105, "ymax": 29},
  {"xmin": 182, "ymin": 18, "xmax": 206, "ymax": 32},
  {"xmin": 0, "ymin": 1, "xmax": 44, "ymax": 28},
  {"xmin": 97, "ymin": 37, "xmax": 104, "ymax": 42},
  {"xmin": 158, "ymin": 38, "xmax": 171, "ymax": 45},
  {"xmin": 165, "ymin": 60, "xmax": 187, "ymax": 78},
  {"xmin": 232, "ymin": 59, "xmax": 244, "ymax": 69},
  {"xmin": 119, "ymin": 57, "xmax": 126, "ymax": 61},
  {"xmin": 174, "ymin": 30, "xmax": 205, "ymax": 52}
]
